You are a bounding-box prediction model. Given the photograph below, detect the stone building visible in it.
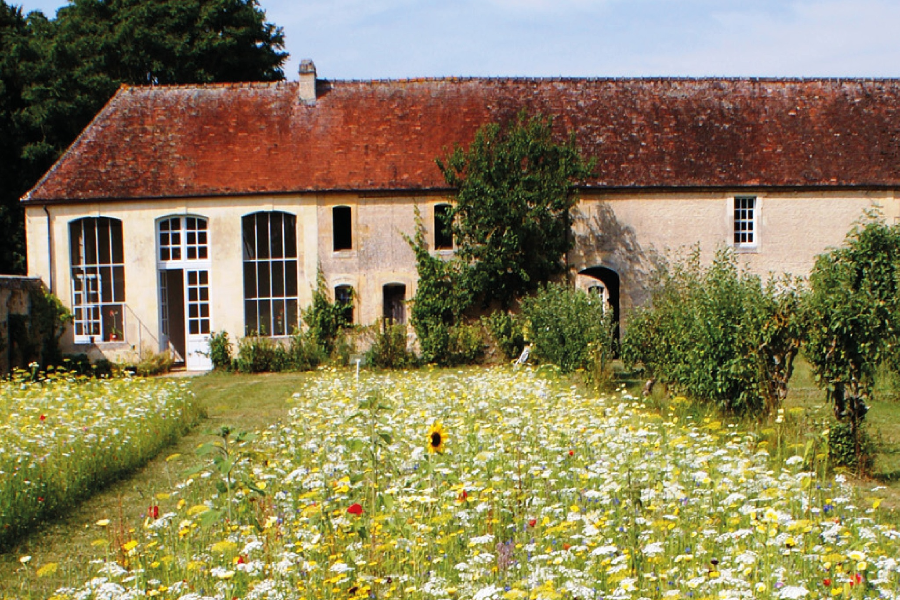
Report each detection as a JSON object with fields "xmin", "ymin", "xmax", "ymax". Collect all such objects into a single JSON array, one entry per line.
[{"xmin": 22, "ymin": 62, "xmax": 900, "ymax": 368}]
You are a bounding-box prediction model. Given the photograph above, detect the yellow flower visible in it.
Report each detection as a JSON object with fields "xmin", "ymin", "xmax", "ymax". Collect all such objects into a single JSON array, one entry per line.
[{"xmin": 427, "ymin": 421, "xmax": 446, "ymax": 454}]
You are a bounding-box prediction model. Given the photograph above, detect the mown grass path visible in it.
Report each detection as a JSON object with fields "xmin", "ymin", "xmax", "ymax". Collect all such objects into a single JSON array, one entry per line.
[{"xmin": 0, "ymin": 372, "xmax": 309, "ymax": 599}]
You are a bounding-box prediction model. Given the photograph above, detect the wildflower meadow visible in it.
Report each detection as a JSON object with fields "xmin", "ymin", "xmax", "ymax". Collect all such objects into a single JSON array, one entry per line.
[
  {"xmin": 10, "ymin": 367, "xmax": 900, "ymax": 600},
  {"xmin": 0, "ymin": 369, "xmax": 201, "ymax": 550}
]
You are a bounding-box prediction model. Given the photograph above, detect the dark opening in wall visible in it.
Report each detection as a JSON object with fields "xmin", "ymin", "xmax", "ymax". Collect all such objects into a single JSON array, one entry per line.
[
  {"xmin": 333, "ymin": 206, "xmax": 352, "ymax": 251},
  {"xmin": 335, "ymin": 284, "xmax": 354, "ymax": 324},
  {"xmin": 434, "ymin": 204, "xmax": 453, "ymax": 249},
  {"xmin": 383, "ymin": 283, "xmax": 406, "ymax": 324}
]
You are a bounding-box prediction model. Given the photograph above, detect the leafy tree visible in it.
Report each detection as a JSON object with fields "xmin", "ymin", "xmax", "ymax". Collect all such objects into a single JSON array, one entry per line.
[
  {"xmin": 622, "ymin": 247, "xmax": 804, "ymax": 416},
  {"xmin": 437, "ymin": 112, "xmax": 594, "ymax": 307},
  {"xmin": 0, "ymin": 0, "xmax": 287, "ymax": 273},
  {"xmin": 0, "ymin": 2, "xmax": 29, "ymax": 273},
  {"xmin": 804, "ymin": 216, "xmax": 900, "ymax": 471}
]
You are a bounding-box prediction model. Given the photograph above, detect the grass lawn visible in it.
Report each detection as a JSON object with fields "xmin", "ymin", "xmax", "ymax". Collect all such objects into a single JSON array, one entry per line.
[{"xmin": 0, "ymin": 371, "xmax": 310, "ymax": 598}]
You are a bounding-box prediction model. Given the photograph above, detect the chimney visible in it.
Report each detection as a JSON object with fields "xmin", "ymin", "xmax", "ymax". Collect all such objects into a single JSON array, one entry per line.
[{"xmin": 299, "ymin": 59, "xmax": 317, "ymax": 105}]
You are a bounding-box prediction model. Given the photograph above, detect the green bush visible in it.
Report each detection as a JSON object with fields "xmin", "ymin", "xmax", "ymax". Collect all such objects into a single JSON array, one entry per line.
[
  {"xmin": 303, "ymin": 269, "xmax": 352, "ymax": 358},
  {"xmin": 207, "ymin": 330, "xmax": 234, "ymax": 370},
  {"xmin": 520, "ymin": 282, "xmax": 616, "ymax": 375},
  {"xmin": 621, "ymin": 248, "xmax": 803, "ymax": 416},
  {"xmin": 235, "ymin": 335, "xmax": 280, "ymax": 373},
  {"xmin": 447, "ymin": 321, "xmax": 486, "ymax": 365},
  {"xmin": 366, "ymin": 322, "xmax": 417, "ymax": 369},
  {"xmin": 287, "ymin": 328, "xmax": 325, "ymax": 371},
  {"xmin": 406, "ymin": 208, "xmax": 471, "ymax": 365},
  {"xmin": 484, "ymin": 311, "xmax": 526, "ymax": 361},
  {"xmin": 135, "ymin": 348, "xmax": 175, "ymax": 376}
]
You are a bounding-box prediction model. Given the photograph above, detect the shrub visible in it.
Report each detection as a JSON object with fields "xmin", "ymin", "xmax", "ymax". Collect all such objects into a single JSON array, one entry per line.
[
  {"xmin": 621, "ymin": 248, "xmax": 803, "ymax": 417},
  {"xmin": 235, "ymin": 335, "xmax": 280, "ymax": 373},
  {"xmin": 520, "ymin": 282, "xmax": 616, "ymax": 375},
  {"xmin": 135, "ymin": 347, "xmax": 175, "ymax": 376},
  {"xmin": 304, "ymin": 268, "xmax": 352, "ymax": 358},
  {"xmin": 366, "ymin": 322, "xmax": 417, "ymax": 369},
  {"xmin": 484, "ymin": 311, "xmax": 526, "ymax": 361},
  {"xmin": 207, "ymin": 330, "xmax": 234, "ymax": 370},
  {"xmin": 447, "ymin": 321, "xmax": 486, "ymax": 365},
  {"xmin": 287, "ymin": 327, "xmax": 325, "ymax": 371},
  {"xmin": 406, "ymin": 208, "xmax": 471, "ymax": 365}
]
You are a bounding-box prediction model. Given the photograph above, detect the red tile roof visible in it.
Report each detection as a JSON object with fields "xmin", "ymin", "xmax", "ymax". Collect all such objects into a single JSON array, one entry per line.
[{"xmin": 22, "ymin": 77, "xmax": 900, "ymax": 203}]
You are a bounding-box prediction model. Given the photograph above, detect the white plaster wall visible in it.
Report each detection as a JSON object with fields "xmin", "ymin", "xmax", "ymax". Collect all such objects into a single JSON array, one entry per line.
[{"xmin": 25, "ymin": 188, "xmax": 896, "ymax": 364}]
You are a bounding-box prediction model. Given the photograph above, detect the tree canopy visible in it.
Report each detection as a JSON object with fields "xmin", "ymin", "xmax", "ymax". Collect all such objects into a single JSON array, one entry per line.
[
  {"xmin": 436, "ymin": 112, "xmax": 594, "ymax": 307},
  {"xmin": 0, "ymin": 0, "xmax": 287, "ymax": 273}
]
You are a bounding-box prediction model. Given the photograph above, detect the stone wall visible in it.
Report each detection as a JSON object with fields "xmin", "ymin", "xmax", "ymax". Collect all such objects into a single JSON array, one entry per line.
[{"xmin": 0, "ymin": 276, "xmax": 45, "ymax": 375}]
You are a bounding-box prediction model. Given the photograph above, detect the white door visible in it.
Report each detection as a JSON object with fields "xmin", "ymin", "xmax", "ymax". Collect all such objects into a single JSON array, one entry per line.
[{"xmin": 185, "ymin": 269, "xmax": 212, "ymax": 370}]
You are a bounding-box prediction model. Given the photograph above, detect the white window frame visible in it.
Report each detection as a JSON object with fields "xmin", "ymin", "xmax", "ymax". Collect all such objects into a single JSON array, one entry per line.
[
  {"xmin": 69, "ymin": 217, "xmax": 125, "ymax": 344},
  {"xmin": 733, "ymin": 196, "xmax": 758, "ymax": 250},
  {"xmin": 242, "ymin": 211, "xmax": 299, "ymax": 336}
]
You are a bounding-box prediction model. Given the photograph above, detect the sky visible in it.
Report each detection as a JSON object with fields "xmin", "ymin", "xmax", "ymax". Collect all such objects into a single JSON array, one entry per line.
[{"xmin": 13, "ymin": 0, "xmax": 900, "ymax": 81}]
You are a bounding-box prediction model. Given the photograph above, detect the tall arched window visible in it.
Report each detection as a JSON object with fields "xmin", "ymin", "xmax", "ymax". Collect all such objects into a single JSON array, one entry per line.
[
  {"xmin": 69, "ymin": 217, "xmax": 125, "ymax": 342},
  {"xmin": 242, "ymin": 212, "xmax": 298, "ymax": 336}
]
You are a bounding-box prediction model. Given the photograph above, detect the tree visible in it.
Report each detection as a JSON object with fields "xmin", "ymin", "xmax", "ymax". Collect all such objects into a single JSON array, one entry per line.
[
  {"xmin": 437, "ymin": 112, "xmax": 594, "ymax": 307},
  {"xmin": 0, "ymin": 2, "xmax": 29, "ymax": 273},
  {"xmin": 804, "ymin": 216, "xmax": 900, "ymax": 471},
  {"xmin": 0, "ymin": 0, "xmax": 287, "ymax": 274}
]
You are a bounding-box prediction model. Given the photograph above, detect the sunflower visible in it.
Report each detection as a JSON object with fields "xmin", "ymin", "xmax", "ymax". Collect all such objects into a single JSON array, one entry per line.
[{"xmin": 427, "ymin": 421, "xmax": 446, "ymax": 454}]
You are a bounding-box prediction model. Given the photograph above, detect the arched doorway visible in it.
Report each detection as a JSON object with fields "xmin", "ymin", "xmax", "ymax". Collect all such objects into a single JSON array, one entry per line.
[{"xmin": 576, "ymin": 266, "xmax": 620, "ymax": 339}]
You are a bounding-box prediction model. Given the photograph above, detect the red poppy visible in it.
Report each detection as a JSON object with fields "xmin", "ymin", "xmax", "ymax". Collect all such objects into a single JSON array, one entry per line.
[
  {"xmin": 39, "ymin": 415, "xmax": 46, "ymax": 422},
  {"xmin": 347, "ymin": 503, "xmax": 363, "ymax": 515},
  {"xmin": 528, "ymin": 519, "xmax": 537, "ymax": 528},
  {"xmin": 823, "ymin": 578, "xmax": 832, "ymax": 587},
  {"xmin": 568, "ymin": 450, "xmax": 574, "ymax": 456},
  {"xmin": 148, "ymin": 505, "xmax": 159, "ymax": 519},
  {"xmin": 457, "ymin": 490, "xmax": 468, "ymax": 502}
]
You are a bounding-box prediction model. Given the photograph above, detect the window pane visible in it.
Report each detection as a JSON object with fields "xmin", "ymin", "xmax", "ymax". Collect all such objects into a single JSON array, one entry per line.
[
  {"xmin": 272, "ymin": 261, "xmax": 284, "ymax": 297},
  {"xmin": 272, "ymin": 300, "xmax": 286, "ymax": 336},
  {"xmin": 258, "ymin": 300, "xmax": 272, "ymax": 335},
  {"xmin": 245, "ymin": 301, "xmax": 258, "ymax": 335},
  {"xmin": 110, "ymin": 219, "xmax": 124, "ymax": 263},
  {"xmin": 244, "ymin": 262, "xmax": 257, "ymax": 299},
  {"xmin": 113, "ymin": 267, "xmax": 125, "ymax": 301},
  {"xmin": 256, "ymin": 213, "xmax": 270, "ymax": 259},
  {"xmin": 83, "ymin": 221, "xmax": 98, "ymax": 265},
  {"xmin": 272, "ymin": 215, "xmax": 284, "ymax": 259},
  {"xmin": 286, "ymin": 299, "xmax": 298, "ymax": 333},
  {"xmin": 257, "ymin": 262, "xmax": 271, "ymax": 298},
  {"xmin": 284, "ymin": 216, "xmax": 297, "ymax": 258},
  {"xmin": 70, "ymin": 222, "xmax": 83, "ymax": 266},
  {"xmin": 285, "ymin": 260, "xmax": 298, "ymax": 295},
  {"xmin": 242, "ymin": 215, "xmax": 256, "ymax": 260}
]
